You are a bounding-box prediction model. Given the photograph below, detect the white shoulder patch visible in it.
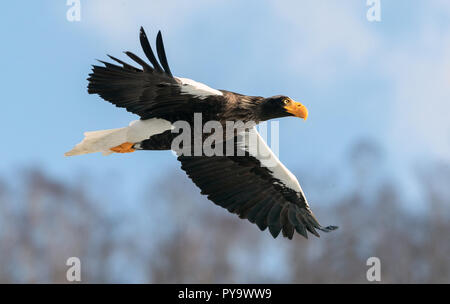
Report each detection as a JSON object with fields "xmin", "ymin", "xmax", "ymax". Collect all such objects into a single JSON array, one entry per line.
[
  {"xmin": 175, "ymin": 77, "xmax": 223, "ymax": 99},
  {"xmin": 242, "ymin": 127, "xmax": 305, "ymax": 194},
  {"xmin": 127, "ymin": 118, "xmax": 174, "ymax": 143}
]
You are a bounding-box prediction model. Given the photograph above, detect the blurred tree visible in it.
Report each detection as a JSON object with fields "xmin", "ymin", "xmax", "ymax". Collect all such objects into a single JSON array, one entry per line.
[{"xmin": 0, "ymin": 145, "xmax": 449, "ymax": 283}]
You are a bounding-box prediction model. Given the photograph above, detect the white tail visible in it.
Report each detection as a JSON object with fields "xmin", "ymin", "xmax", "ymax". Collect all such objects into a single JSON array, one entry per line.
[
  {"xmin": 65, "ymin": 127, "xmax": 129, "ymax": 156},
  {"xmin": 64, "ymin": 118, "xmax": 173, "ymax": 157}
]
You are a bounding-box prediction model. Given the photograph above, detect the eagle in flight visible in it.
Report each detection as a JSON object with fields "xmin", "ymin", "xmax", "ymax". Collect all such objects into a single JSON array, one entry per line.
[{"xmin": 66, "ymin": 27, "xmax": 337, "ymax": 239}]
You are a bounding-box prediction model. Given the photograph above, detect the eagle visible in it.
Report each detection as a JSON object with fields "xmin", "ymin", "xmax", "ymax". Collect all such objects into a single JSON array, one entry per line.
[{"xmin": 66, "ymin": 27, "xmax": 337, "ymax": 239}]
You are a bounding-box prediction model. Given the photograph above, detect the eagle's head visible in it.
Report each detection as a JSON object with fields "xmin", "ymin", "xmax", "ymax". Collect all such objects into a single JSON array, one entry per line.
[{"xmin": 258, "ymin": 95, "xmax": 308, "ymax": 121}]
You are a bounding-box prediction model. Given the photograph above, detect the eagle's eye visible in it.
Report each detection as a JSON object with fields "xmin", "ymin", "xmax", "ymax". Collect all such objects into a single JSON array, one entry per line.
[{"xmin": 283, "ymin": 98, "xmax": 290, "ymax": 105}]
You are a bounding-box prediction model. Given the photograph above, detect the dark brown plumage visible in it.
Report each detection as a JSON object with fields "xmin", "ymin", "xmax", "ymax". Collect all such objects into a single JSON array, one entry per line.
[{"xmin": 84, "ymin": 27, "xmax": 337, "ymax": 239}]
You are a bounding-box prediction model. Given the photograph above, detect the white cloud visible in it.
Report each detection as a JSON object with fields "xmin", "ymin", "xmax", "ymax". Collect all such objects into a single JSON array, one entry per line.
[
  {"xmin": 270, "ymin": 0, "xmax": 380, "ymax": 84},
  {"xmin": 385, "ymin": 26, "xmax": 450, "ymax": 162},
  {"xmin": 81, "ymin": 0, "xmax": 217, "ymax": 44},
  {"xmin": 434, "ymin": 0, "xmax": 450, "ymax": 12}
]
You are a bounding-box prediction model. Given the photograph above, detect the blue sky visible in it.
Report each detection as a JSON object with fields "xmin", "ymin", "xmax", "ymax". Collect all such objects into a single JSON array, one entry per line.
[{"xmin": 1, "ymin": 1, "xmax": 450, "ymax": 205}]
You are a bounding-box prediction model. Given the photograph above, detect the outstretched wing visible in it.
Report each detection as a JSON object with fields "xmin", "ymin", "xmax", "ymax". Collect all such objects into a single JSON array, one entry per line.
[
  {"xmin": 177, "ymin": 128, "xmax": 337, "ymax": 239},
  {"xmin": 87, "ymin": 27, "xmax": 224, "ymax": 121}
]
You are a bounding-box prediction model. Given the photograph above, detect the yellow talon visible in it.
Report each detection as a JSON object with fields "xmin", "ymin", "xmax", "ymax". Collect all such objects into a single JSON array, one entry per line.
[{"xmin": 110, "ymin": 142, "xmax": 135, "ymax": 153}]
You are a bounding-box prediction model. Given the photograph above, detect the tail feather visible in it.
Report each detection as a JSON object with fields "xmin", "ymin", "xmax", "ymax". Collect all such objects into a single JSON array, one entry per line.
[
  {"xmin": 65, "ymin": 127, "xmax": 128, "ymax": 156},
  {"xmin": 65, "ymin": 119, "xmax": 173, "ymax": 157}
]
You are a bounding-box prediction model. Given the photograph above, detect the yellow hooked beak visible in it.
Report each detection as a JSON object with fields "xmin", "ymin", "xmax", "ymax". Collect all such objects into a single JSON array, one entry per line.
[{"xmin": 283, "ymin": 100, "xmax": 308, "ymax": 120}]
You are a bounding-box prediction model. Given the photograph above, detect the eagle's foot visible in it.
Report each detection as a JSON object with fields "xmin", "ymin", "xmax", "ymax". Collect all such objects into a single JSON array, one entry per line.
[{"xmin": 110, "ymin": 142, "xmax": 135, "ymax": 153}]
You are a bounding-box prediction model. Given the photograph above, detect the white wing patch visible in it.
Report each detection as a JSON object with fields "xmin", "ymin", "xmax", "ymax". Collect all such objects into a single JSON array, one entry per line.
[
  {"xmin": 242, "ymin": 127, "xmax": 305, "ymax": 195},
  {"xmin": 175, "ymin": 77, "xmax": 223, "ymax": 99}
]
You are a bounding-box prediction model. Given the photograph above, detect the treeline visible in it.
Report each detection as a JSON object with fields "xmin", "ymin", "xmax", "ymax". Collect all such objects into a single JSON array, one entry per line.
[{"xmin": 0, "ymin": 156, "xmax": 449, "ymax": 283}]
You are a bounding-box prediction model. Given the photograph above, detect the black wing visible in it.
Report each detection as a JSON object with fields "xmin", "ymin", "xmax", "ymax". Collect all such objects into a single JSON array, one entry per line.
[
  {"xmin": 177, "ymin": 130, "xmax": 338, "ymax": 239},
  {"xmin": 87, "ymin": 27, "xmax": 224, "ymax": 121}
]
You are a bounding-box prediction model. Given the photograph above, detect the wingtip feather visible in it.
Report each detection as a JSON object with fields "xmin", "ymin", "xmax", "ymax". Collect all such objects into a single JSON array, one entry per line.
[{"xmin": 139, "ymin": 27, "xmax": 164, "ymax": 73}]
